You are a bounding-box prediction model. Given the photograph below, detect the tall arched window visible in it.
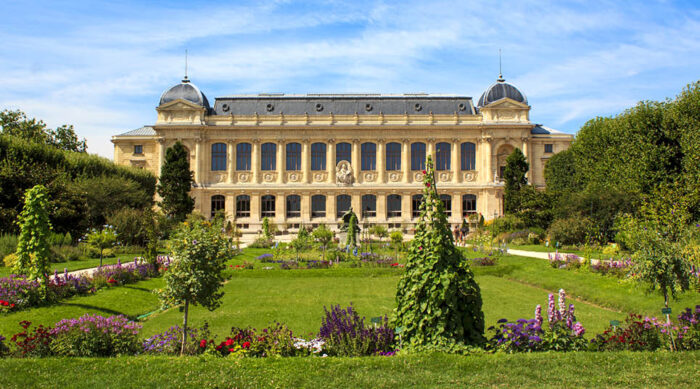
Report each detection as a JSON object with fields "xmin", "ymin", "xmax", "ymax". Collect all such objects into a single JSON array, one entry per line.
[
  {"xmin": 361, "ymin": 142, "xmax": 376, "ymax": 171},
  {"xmin": 462, "ymin": 194, "xmax": 477, "ymax": 216},
  {"xmin": 435, "ymin": 142, "xmax": 451, "ymax": 171},
  {"xmin": 236, "ymin": 143, "xmax": 251, "ymax": 170},
  {"xmin": 361, "ymin": 194, "xmax": 376, "ymax": 218},
  {"xmin": 411, "ymin": 194, "xmax": 423, "ymax": 218},
  {"xmin": 387, "ymin": 194, "xmax": 402, "ymax": 218},
  {"xmin": 336, "ymin": 194, "xmax": 351, "ymax": 218},
  {"xmin": 211, "ymin": 195, "xmax": 225, "ymax": 218},
  {"xmin": 286, "ymin": 143, "xmax": 301, "ymax": 170},
  {"xmin": 336, "ymin": 142, "xmax": 351, "ymax": 164},
  {"xmin": 311, "ymin": 195, "xmax": 326, "ymax": 218},
  {"xmin": 311, "ymin": 143, "xmax": 327, "ymax": 171},
  {"xmin": 261, "ymin": 143, "xmax": 276, "ymax": 171},
  {"xmin": 286, "ymin": 195, "xmax": 300, "ymax": 218},
  {"xmin": 386, "ymin": 142, "xmax": 401, "ymax": 171},
  {"xmin": 440, "ymin": 194, "xmax": 452, "ymax": 217},
  {"xmin": 211, "ymin": 143, "xmax": 227, "ymax": 171},
  {"xmin": 411, "ymin": 142, "xmax": 426, "ymax": 171},
  {"xmin": 236, "ymin": 195, "xmax": 250, "ymax": 218},
  {"xmin": 261, "ymin": 195, "xmax": 275, "ymax": 218},
  {"xmin": 461, "ymin": 142, "xmax": 476, "ymax": 170}
]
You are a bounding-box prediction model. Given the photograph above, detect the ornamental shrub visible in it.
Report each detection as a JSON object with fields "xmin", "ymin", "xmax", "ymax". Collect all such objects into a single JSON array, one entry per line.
[
  {"xmin": 589, "ymin": 313, "xmax": 663, "ymax": 352},
  {"xmin": 215, "ymin": 323, "xmax": 297, "ymax": 357},
  {"xmin": 394, "ymin": 156, "xmax": 485, "ymax": 350},
  {"xmin": 547, "ymin": 216, "xmax": 593, "ymax": 245},
  {"xmin": 318, "ymin": 304, "xmax": 395, "ymax": 356},
  {"xmin": 15, "ymin": 185, "xmax": 53, "ymax": 299},
  {"xmin": 49, "ymin": 314, "xmax": 141, "ymax": 357},
  {"xmin": 10, "ymin": 320, "xmax": 55, "ymax": 357}
]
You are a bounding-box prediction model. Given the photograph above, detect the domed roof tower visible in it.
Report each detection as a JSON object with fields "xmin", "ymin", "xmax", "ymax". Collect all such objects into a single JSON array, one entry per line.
[
  {"xmin": 477, "ymin": 74, "xmax": 527, "ymax": 108},
  {"xmin": 158, "ymin": 76, "xmax": 210, "ymax": 109}
]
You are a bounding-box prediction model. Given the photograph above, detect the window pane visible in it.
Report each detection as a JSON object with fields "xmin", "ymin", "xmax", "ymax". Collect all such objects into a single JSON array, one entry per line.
[
  {"xmin": 545, "ymin": 144, "xmax": 553, "ymax": 153},
  {"xmin": 336, "ymin": 195, "xmax": 351, "ymax": 218},
  {"xmin": 462, "ymin": 194, "xmax": 477, "ymax": 217},
  {"xmin": 211, "ymin": 143, "xmax": 227, "ymax": 171},
  {"xmin": 411, "ymin": 143, "xmax": 426, "ymax": 170},
  {"xmin": 386, "ymin": 142, "xmax": 401, "ymax": 171},
  {"xmin": 361, "ymin": 143, "xmax": 376, "ymax": 171},
  {"xmin": 261, "ymin": 143, "xmax": 276, "ymax": 171},
  {"xmin": 440, "ymin": 194, "xmax": 452, "ymax": 217},
  {"xmin": 134, "ymin": 145, "xmax": 143, "ymax": 154},
  {"xmin": 286, "ymin": 143, "xmax": 301, "ymax": 170},
  {"xmin": 336, "ymin": 142, "xmax": 351, "ymax": 164},
  {"xmin": 436, "ymin": 142, "xmax": 451, "ymax": 171},
  {"xmin": 236, "ymin": 143, "xmax": 251, "ymax": 170},
  {"xmin": 460, "ymin": 142, "xmax": 475, "ymax": 170},
  {"xmin": 311, "ymin": 143, "xmax": 327, "ymax": 171},
  {"xmin": 286, "ymin": 195, "xmax": 300, "ymax": 218},
  {"xmin": 261, "ymin": 195, "xmax": 275, "ymax": 218},
  {"xmin": 211, "ymin": 195, "xmax": 225, "ymax": 218},
  {"xmin": 236, "ymin": 195, "xmax": 250, "ymax": 218},
  {"xmin": 361, "ymin": 194, "xmax": 376, "ymax": 218},
  {"xmin": 311, "ymin": 195, "xmax": 326, "ymax": 218},
  {"xmin": 412, "ymin": 194, "xmax": 423, "ymax": 218},
  {"xmin": 387, "ymin": 194, "xmax": 401, "ymax": 218}
]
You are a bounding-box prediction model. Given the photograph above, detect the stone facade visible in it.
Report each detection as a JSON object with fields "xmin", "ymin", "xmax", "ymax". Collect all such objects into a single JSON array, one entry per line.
[{"xmin": 112, "ymin": 76, "xmax": 572, "ymax": 233}]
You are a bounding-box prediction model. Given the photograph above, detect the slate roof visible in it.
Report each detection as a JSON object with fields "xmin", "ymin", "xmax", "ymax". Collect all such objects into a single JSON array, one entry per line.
[
  {"xmin": 531, "ymin": 125, "xmax": 564, "ymax": 135},
  {"xmin": 159, "ymin": 78, "xmax": 210, "ymax": 109},
  {"xmin": 117, "ymin": 126, "xmax": 156, "ymax": 136},
  {"xmin": 211, "ymin": 94, "xmax": 475, "ymax": 116},
  {"xmin": 477, "ymin": 77, "xmax": 527, "ymax": 107}
]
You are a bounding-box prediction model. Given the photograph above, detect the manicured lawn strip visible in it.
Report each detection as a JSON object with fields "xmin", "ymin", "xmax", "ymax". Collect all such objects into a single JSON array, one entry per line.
[
  {"xmin": 506, "ymin": 243, "xmax": 609, "ymax": 258},
  {"xmin": 0, "ymin": 253, "xmax": 141, "ymax": 278},
  {"xmin": 0, "ymin": 277, "xmax": 163, "ymax": 336},
  {"xmin": 2, "ymin": 352, "xmax": 698, "ymax": 388},
  {"xmin": 490, "ymin": 255, "xmax": 699, "ymax": 316}
]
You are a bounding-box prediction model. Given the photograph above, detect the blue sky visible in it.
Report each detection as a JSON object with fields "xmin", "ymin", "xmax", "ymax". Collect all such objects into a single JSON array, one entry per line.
[{"xmin": 2, "ymin": 0, "xmax": 699, "ymax": 158}]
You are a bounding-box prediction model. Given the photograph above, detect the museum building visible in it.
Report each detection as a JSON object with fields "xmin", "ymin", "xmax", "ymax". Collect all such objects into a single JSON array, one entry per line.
[{"xmin": 112, "ymin": 74, "xmax": 572, "ymax": 233}]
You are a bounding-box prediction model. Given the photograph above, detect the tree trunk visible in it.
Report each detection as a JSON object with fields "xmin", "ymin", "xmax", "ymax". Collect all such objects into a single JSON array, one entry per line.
[
  {"xmin": 181, "ymin": 299, "xmax": 189, "ymax": 356},
  {"xmin": 99, "ymin": 249, "xmax": 104, "ymax": 267}
]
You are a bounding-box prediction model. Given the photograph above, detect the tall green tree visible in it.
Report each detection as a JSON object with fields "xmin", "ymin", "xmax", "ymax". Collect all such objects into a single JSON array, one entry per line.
[
  {"xmin": 0, "ymin": 109, "xmax": 86, "ymax": 152},
  {"xmin": 503, "ymin": 148, "xmax": 529, "ymax": 214},
  {"xmin": 159, "ymin": 219, "xmax": 232, "ymax": 355},
  {"xmin": 14, "ymin": 185, "xmax": 52, "ymax": 300},
  {"xmin": 394, "ymin": 156, "xmax": 485, "ymax": 351},
  {"xmin": 157, "ymin": 142, "xmax": 194, "ymax": 222}
]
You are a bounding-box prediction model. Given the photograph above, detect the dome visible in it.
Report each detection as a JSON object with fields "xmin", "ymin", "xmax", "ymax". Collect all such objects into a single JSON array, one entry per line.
[
  {"xmin": 159, "ymin": 77, "xmax": 210, "ymax": 109},
  {"xmin": 477, "ymin": 75, "xmax": 527, "ymax": 107}
]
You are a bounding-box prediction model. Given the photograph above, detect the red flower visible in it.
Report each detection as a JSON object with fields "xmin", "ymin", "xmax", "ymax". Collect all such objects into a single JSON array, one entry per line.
[
  {"xmin": 199, "ymin": 339, "xmax": 207, "ymax": 348},
  {"xmin": 225, "ymin": 338, "xmax": 234, "ymax": 346},
  {"xmin": 10, "ymin": 303, "xmax": 14, "ymax": 308},
  {"xmin": 228, "ymin": 348, "xmax": 235, "ymax": 353},
  {"xmin": 422, "ymin": 170, "xmax": 426, "ymax": 174},
  {"xmin": 391, "ymin": 263, "xmax": 399, "ymax": 267},
  {"xmin": 242, "ymin": 341, "xmax": 251, "ymax": 349},
  {"xmin": 216, "ymin": 344, "xmax": 222, "ymax": 351}
]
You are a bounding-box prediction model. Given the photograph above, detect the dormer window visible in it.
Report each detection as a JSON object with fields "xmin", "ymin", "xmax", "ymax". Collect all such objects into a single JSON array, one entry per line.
[
  {"xmin": 134, "ymin": 145, "xmax": 143, "ymax": 155},
  {"xmin": 544, "ymin": 144, "xmax": 553, "ymax": 153}
]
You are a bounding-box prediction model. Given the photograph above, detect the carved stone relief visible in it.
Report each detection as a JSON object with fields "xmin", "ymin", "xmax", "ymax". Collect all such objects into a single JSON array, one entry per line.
[
  {"xmin": 263, "ymin": 172, "xmax": 277, "ymax": 183},
  {"xmin": 463, "ymin": 171, "xmax": 478, "ymax": 182},
  {"xmin": 313, "ymin": 172, "xmax": 328, "ymax": 182},
  {"xmin": 238, "ymin": 172, "xmax": 250, "ymax": 183},
  {"xmin": 287, "ymin": 172, "xmax": 301, "ymax": 182},
  {"xmin": 336, "ymin": 161, "xmax": 354, "ymax": 186},
  {"xmin": 388, "ymin": 172, "xmax": 402, "ymax": 182}
]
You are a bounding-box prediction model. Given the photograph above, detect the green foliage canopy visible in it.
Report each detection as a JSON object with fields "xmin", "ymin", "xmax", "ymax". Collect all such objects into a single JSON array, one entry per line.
[{"xmin": 157, "ymin": 142, "xmax": 194, "ymax": 222}]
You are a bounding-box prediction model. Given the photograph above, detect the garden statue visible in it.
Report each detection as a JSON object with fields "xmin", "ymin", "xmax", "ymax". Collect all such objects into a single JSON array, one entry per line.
[{"xmin": 341, "ymin": 207, "xmax": 360, "ymax": 247}]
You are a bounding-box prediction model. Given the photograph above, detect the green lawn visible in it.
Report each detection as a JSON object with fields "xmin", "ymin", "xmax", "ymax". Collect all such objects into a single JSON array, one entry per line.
[
  {"xmin": 506, "ymin": 243, "xmax": 614, "ymax": 258},
  {"xmin": 2, "ymin": 352, "xmax": 698, "ymax": 388},
  {"xmin": 0, "ymin": 253, "xmax": 140, "ymax": 278}
]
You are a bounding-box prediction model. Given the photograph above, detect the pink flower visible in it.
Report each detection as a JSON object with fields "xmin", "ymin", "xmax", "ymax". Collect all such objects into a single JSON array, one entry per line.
[{"xmin": 199, "ymin": 339, "xmax": 207, "ymax": 348}]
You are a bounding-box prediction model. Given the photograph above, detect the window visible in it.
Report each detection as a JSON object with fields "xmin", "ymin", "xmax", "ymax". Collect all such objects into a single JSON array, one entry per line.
[
  {"xmin": 387, "ymin": 194, "xmax": 402, "ymax": 218},
  {"xmin": 311, "ymin": 195, "xmax": 326, "ymax": 218},
  {"xmin": 462, "ymin": 194, "xmax": 477, "ymax": 216},
  {"xmin": 460, "ymin": 142, "xmax": 476, "ymax": 170},
  {"xmin": 286, "ymin": 195, "xmax": 300, "ymax": 218},
  {"xmin": 412, "ymin": 194, "xmax": 424, "ymax": 218},
  {"xmin": 133, "ymin": 145, "xmax": 143, "ymax": 155},
  {"xmin": 361, "ymin": 194, "xmax": 376, "ymax": 218},
  {"xmin": 411, "ymin": 142, "xmax": 426, "ymax": 170},
  {"xmin": 336, "ymin": 142, "xmax": 351, "ymax": 164},
  {"xmin": 261, "ymin": 143, "xmax": 276, "ymax": 171},
  {"xmin": 361, "ymin": 142, "xmax": 376, "ymax": 170},
  {"xmin": 436, "ymin": 142, "xmax": 451, "ymax": 171},
  {"xmin": 386, "ymin": 142, "xmax": 401, "ymax": 171},
  {"xmin": 236, "ymin": 195, "xmax": 250, "ymax": 218},
  {"xmin": 311, "ymin": 143, "xmax": 327, "ymax": 171},
  {"xmin": 261, "ymin": 195, "xmax": 275, "ymax": 218},
  {"xmin": 236, "ymin": 143, "xmax": 251, "ymax": 170},
  {"xmin": 336, "ymin": 194, "xmax": 351, "ymax": 218},
  {"xmin": 440, "ymin": 194, "xmax": 452, "ymax": 217},
  {"xmin": 544, "ymin": 144, "xmax": 553, "ymax": 153},
  {"xmin": 211, "ymin": 143, "xmax": 227, "ymax": 171},
  {"xmin": 210, "ymin": 195, "xmax": 225, "ymax": 218},
  {"xmin": 286, "ymin": 143, "xmax": 301, "ymax": 170}
]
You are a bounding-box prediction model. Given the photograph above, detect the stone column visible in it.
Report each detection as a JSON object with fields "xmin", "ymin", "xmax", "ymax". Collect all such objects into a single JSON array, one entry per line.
[
  {"xmin": 227, "ymin": 141, "xmax": 235, "ymax": 184},
  {"xmin": 401, "ymin": 193, "xmax": 411, "ymax": 223},
  {"xmin": 277, "ymin": 140, "xmax": 285, "ymax": 184},
  {"xmin": 327, "ymin": 140, "xmax": 336, "ymax": 184},
  {"xmin": 157, "ymin": 138, "xmax": 166, "ymax": 175},
  {"xmin": 250, "ymin": 193, "xmax": 260, "ymax": 224},
  {"xmin": 402, "ymin": 139, "xmax": 410, "ymax": 183},
  {"xmin": 377, "ymin": 193, "xmax": 387, "ymax": 222},
  {"xmin": 327, "ymin": 194, "xmax": 336, "ymax": 223},
  {"xmin": 427, "ymin": 138, "xmax": 435, "ymax": 161},
  {"xmin": 453, "ymin": 193, "xmax": 462, "ymax": 223},
  {"xmin": 521, "ymin": 137, "xmax": 530, "ymax": 183},
  {"xmin": 275, "ymin": 192, "xmax": 285, "ymax": 225},
  {"xmin": 302, "ymin": 140, "xmax": 311, "ymax": 184},
  {"xmin": 377, "ymin": 139, "xmax": 385, "ymax": 184},
  {"xmin": 451, "ymin": 139, "xmax": 460, "ymax": 183},
  {"xmin": 225, "ymin": 194, "xmax": 235, "ymax": 220},
  {"xmin": 352, "ymin": 139, "xmax": 361, "ymax": 184},
  {"xmin": 301, "ymin": 193, "xmax": 311, "ymax": 223},
  {"xmin": 194, "ymin": 138, "xmax": 202, "ymax": 184},
  {"xmin": 483, "ymin": 138, "xmax": 492, "ymax": 183},
  {"xmin": 351, "ymin": 193, "xmax": 361, "ymax": 218},
  {"xmin": 252, "ymin": 139, "xmax": 261, "ymax": 184}
]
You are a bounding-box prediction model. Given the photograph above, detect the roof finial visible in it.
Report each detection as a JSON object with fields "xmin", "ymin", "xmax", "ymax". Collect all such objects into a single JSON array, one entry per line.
[
  {"xmin": 497, "ymin": 49, "xmax": 505, "ymax": 82},
  {"xmin": 183, "ymin": 49, "xmax": 189, "ymax": 83}
]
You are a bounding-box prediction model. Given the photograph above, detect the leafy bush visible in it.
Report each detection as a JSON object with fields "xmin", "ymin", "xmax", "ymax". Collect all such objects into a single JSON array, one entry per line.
[
  {"xmin": 9, "ymin": 320, "xmax": 55, "ymax": 357},
  {"xmin": 488, "ymin": 215, "xmax": 526, "ymax": 238},
  {"xmin": 318, "ymin": 305, "xmax": 394, "ymax": 356},
  {"xmin": 248, "ymin": 237, "xmax": 273, "ymax": 249},
  {"xmin": 589, "ymin": 313, "xmax": 663, "ymax": 352},
  {"xmin": 547, "ymin": 216, "xmax": 593, "ymax": 245},
  {"xmin": 107, "ymin": 208, "xmax": 147, "ymax": 246},
  {"xmin": 215, "ymin": 323, "xmax": 297, "ymax": 357},
  {"xmin": 49, "ymin": 314, "xmax": 142, "ymax": 357},
  {"xmin": 3, "ymin": 253, "xmax": 17, "ymax": 268},
  {"xmin": 0, "ymin": 234, "xmax": 18, "ymax": 259}
]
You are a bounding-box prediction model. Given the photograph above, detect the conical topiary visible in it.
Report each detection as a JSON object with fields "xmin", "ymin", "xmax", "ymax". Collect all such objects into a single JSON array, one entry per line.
[{"xmin": 394, "ymin": 156, "xmax": 485, "ymax": 350}]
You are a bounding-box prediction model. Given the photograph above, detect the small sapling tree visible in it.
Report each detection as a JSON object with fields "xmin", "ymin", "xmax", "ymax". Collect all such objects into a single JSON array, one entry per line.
[
  {"xmin": 390, "ymin": 230, "xmax": 403, "ymax": 260},
  {"xmin": 159, "ymin": 219, "xmax": 232, "ymax": 355},
  {"xmin": 312, "ymin": 224, "xmax": 334, "ymax": 261},
  {"xmin": 86, "ymin": 226, "xmax": 117, "ymax": 267}
]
